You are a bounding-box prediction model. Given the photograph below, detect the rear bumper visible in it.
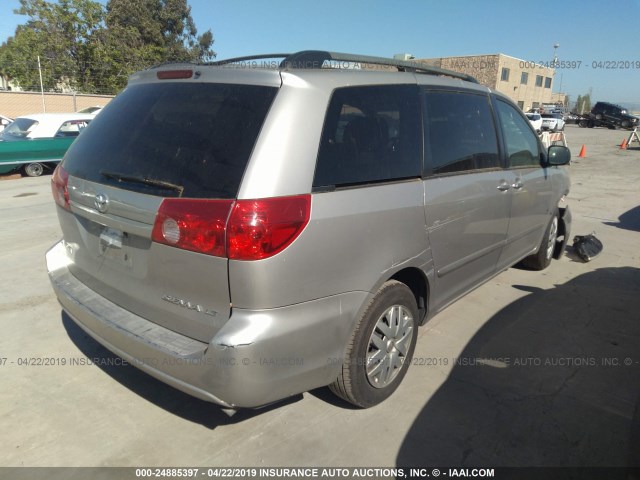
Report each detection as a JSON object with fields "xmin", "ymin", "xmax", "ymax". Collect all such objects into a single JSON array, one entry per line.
[{"xmin": 46, "ymin": 241, "xmax": 367, "ymax": 408}]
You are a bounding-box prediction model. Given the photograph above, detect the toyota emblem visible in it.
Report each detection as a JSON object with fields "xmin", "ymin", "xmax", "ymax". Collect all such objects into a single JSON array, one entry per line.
[{"xmin": 94, "ymin": 193, "xmax": 109, "ymax": 213}]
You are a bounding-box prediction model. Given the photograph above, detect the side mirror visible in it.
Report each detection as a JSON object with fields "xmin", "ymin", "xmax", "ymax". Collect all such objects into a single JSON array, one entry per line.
[{"xmin": 546, "ymin": 145, "xmax": 571, "ymax": 166}]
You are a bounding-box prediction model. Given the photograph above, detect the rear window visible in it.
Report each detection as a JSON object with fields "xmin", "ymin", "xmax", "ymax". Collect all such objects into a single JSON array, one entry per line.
[
  {"xmin": 62, "ymin": 82, "xmax": 278, "ymax": 198},
  {"xmin": 1, "ymin": 118, "xmax": 38, "ymax": 139}
]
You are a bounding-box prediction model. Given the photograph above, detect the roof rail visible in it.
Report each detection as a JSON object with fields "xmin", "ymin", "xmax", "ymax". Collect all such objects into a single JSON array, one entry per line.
[
  {"xmin": 280, "ymin": 51, "xmax": 478, "ymax": 83},
  {"xmin": 204, "ymin": 50, "xmax": 478, "ymax": 83}
]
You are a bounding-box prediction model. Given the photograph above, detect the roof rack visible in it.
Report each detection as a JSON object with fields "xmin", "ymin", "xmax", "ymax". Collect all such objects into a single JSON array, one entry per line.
[{"xmin": 205, "ymin": 50, "xmax": 478, "ymax": 83}]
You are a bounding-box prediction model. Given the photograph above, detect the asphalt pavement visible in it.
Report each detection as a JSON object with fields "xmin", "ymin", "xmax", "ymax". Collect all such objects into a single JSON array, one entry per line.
[{"xmin": 0, "ymin": 125, "xmax": 638, "ymax": 474}]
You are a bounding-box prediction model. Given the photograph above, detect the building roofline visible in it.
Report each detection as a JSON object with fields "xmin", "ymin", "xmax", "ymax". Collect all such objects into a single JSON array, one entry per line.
[
  {"xmin": 417, "ymin": 53, "xmax": 500, "ymax": 60},
  {"xmin": 498, "ymin": 53, "xmax": 525, "ymax": 62}
]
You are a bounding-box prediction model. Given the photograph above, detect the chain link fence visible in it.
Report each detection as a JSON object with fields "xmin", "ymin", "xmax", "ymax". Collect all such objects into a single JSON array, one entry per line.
[{"xmin": 0, "ymin": 90, "xmax": 114, "ymax": 119}]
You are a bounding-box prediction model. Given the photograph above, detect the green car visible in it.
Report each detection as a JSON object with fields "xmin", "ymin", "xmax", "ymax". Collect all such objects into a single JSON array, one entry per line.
[{"xmin": 0, "ymin": 113, "xmax": 94, "ymax": 176}]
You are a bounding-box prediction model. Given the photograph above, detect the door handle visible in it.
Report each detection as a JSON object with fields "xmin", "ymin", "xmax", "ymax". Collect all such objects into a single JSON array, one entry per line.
[
  {"xmin": 512, "ymin": 180, "xmax": 524, "ymax": 190},
  {"xmin": 497, "ymin": 182, "xmax": 511, "ymax": 191}
]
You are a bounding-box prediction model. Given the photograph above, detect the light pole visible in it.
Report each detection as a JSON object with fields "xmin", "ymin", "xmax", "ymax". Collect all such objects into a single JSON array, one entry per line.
[
  {"xmin": 551, "ymin": 44, "xmax": 561, "ymax": 108},
  {"xmin": 37, "ymin": 55, "xmax": 46, "ymax": 113}
]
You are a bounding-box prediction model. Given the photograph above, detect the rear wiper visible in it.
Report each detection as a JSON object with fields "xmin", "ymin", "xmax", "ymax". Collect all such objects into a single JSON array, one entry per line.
[{"xmin": 99, "ymin": 170, "xmax": 184, "ymax": 197}]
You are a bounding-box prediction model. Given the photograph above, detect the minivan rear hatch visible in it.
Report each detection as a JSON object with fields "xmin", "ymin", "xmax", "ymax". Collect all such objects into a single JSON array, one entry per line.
[{"xmin": 56, "ymin": 75, "xmax": 279, "ymax": 342}]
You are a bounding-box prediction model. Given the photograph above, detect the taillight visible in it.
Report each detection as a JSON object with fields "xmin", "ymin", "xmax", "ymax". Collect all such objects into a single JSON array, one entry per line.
[
  {"xmin": 150, "ymin": 195, "xmax": 311, "ymax": 260},
  {"xmin": 227, "ymin": 195, "xmax": 311, "ymax": 260},
  {"xmin": 51, "ymin": 165, "xmax": 70, "ymax": 210},
  {"xmin": 157, "ymin": 70, "xmax": 193, "ymax": 80},
  {"xmin": 151, "ymin": 199, "xmax": 233, "ymax": 257}
]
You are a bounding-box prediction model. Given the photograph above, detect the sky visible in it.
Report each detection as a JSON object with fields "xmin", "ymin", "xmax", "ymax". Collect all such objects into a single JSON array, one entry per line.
[{"xmin": 1, "ymin": 0, "xmax": 639, "ymax": 106}]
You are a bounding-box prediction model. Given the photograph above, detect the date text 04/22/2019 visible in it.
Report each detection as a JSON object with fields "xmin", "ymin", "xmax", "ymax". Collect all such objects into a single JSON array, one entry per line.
[{"xmin": 518, "ymin": 60, "xmax": 640, "ymax": 69}]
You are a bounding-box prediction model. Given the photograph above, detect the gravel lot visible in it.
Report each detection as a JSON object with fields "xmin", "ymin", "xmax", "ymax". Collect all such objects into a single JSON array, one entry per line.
[{"xmin": 0, "ymin": 124, "xmax": 638, "ymax": 472}]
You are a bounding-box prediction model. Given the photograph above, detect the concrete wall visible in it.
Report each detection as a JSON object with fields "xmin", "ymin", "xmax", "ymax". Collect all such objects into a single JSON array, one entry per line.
[{"xmin": 0, "ymin": 91, "xmax": 113, "ymax": 119}]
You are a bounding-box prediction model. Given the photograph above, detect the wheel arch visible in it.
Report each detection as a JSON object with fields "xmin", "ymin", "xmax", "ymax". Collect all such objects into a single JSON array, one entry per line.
[{"xmin": 390, "ymin": 267, "xmax": 429, "ymax": 326}]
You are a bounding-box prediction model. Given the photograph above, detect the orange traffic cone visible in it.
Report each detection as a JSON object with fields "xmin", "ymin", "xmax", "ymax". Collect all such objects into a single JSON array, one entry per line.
[
  {"xmin": 620, "ymin": 138, "xmax": 628, "ymax": 150},
  {"xmin": 578, "ymin": 145, "xmax": 586, "ymax": 158}
]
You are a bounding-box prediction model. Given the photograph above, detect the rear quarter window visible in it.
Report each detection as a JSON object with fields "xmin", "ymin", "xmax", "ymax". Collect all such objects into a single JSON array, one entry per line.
[
  {"xmin": 55, "ymin": 119, "xmax": 91, "ymax": 137},
  {"xmin": 62, "ymin": 82, "xmax": 278, "ymax": 199},
  {"xmin": 313, "ymin": 85, "xmax": 421, "ymax": 189}
]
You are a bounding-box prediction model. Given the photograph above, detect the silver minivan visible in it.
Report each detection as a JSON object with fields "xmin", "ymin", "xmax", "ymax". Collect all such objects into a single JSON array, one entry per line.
[{"xmin": 47, "ymin": 51, "xmax": 571, "ymax": 409}]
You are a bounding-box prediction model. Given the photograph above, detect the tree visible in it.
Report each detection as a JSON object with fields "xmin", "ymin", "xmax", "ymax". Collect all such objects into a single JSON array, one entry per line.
[
  {"xmin": 0, "ymin": 0, "xmax": 105, "ymax": 92},
  {"xmin": 575, "ymin": 92, "xmax": 592, "ymax": 114},
  {"xmin": 95, "ymin": 0, "xmax": 215, "ymax": 91},
  {"xmin": 0, "ymin": 0, "xmax": 215, "ymax": 94},
  {"xmin": 105, "ymin": 0, "xmax": 215, "ymax": 64}
]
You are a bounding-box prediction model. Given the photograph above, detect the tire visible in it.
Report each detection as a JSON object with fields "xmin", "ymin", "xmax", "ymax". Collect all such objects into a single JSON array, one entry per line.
[
  {"xmin": 329, "ymin": 280, "xmax": 418, "ymax": 408},
  {"xmin": 521, "ymin": 210, "xmax": 559, "ymax": 270},
  {"xmin": 621, "ymin": 120, "xmax": 630, "ymax": 129},
  {"xmin": 23, "ymin": 162, "xmax": 44, "ymax": 177},
  {"xmin": 578, "ymin": 119, "xmax": 588, "ymax": 128}
]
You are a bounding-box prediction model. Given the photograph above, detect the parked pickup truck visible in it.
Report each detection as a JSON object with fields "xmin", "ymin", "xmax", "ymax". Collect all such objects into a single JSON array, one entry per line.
[
  {"xmin": 577, "ymin": 102, "xmax": 639, "ymax": 130},
  {"xmin": 0, "ymin": 113, "xmax": 93, "ymax": 176}
]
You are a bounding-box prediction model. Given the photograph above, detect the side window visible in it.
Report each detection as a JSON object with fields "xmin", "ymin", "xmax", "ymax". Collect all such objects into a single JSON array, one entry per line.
[
  {"xmin": 423, "ymin": 90, "xmax": 500, "ymax": 175},
  {"xmin": 313, "ymin": 85, "xmax": 421, "ymax": 188},
  {"xmin": 55, "ymin": 119, "xmax": 91, "ymax": 137},
  {"xmin": 496, "ymin": 100, "xmax": 540, "ymax": 167}
]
